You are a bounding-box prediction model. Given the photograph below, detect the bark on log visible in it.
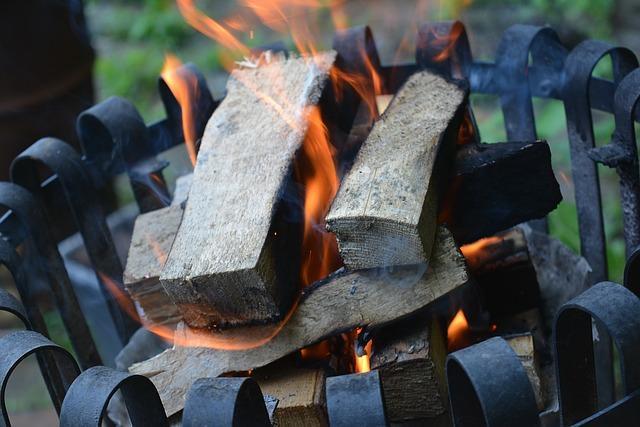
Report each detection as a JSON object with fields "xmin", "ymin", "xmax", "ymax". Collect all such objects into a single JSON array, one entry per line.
[
  {"xmin": 370, "ymin": 315, "xmax": 448, "ymax": 423},
  {"xmin": 327, "ymin": 71, "xmax": 467, "ymax": 269},
  {"xmin": 130, "ymin": 226, "xmax": 468, "ymax": 416},
  {"xmin": 442, "ymin": 141, "xmax": 562, "ymax": 244},
  {"xmin": 255, "ymin": 359, "xmax": 327, "ymax": 427},
  {"xmin": 124, "ymin": 204, "xmax": 183, "ymax": 327},
  {"xmin": 160, "ymin": 52, "xmax": 336, "ymax": 328}
]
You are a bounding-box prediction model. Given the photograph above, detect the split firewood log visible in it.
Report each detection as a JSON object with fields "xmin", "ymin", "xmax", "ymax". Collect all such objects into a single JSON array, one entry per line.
[
  {"xmin": 442, "ymin": 141, "xmax": 561, "ymax": 244},
  {"xmin": 327, "ymin": 71, "xmax": 467, "ymax": 269},
  {"xmin": 160, "ymin": 52, "xmax": 336, "ymax": 328},
  {"xmin": 130, "ymin": 226, "xmax": 468, "ymax": 417},
  {"xmin": 124, "ymin": 204, "xmax": 184, "ymax": 327},
  {"xmin": 370, "ymin": 315, "xmax": 449, "ymax": 423},
  {"xmin": 254, "ymin": 358, "xmax": 328, "ymax": 427}
]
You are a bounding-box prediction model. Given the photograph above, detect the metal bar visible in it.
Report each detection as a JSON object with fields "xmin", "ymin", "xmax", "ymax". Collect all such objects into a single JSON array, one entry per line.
[
  {"xmin": 446, "ymin": 337, "xmax": 540, "ymax": 427},
  {"xmin": 59, "ymin": 366, "xmax": 167, "ymax": 427},
  {"xmin": 555, "ymin": 282, "xmax": 640, "ymax": 425},
  {"xmin": 326, "ymin": 371, "xmax": 388, "ymax": 427},
  {"xmin": 0, "ymin": 182, "xmax": 102, "ymax": 369},
  {"xmin": 0, "ymin": 330, "xmax": 80, "ymax": 422},
  {"xmin": 183, "ymin": 377, "xmax": 271, "ymax": 427},
  {"xmin": 11, "ymin": 137, "xmax": 140, "ymax": 344}
]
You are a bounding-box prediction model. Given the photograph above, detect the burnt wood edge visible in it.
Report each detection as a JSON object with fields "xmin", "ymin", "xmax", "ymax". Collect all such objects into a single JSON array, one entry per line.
[{"xmin": 443, "ymin": 140, "xmax": 562, "ymax": 244}]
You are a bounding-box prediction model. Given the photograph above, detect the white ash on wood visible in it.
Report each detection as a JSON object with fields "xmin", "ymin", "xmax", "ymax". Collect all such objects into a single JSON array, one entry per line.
[
  {"xmin": 130, "ymin": 227, "xmax": 468, "ymax": 417},
  {"xmin": 160, "ymin": 52, "xmax": 336, "ymax": 328},
  {"xmin": 326, "ymin": 71, "xmax": 467, "ymax": 269},
  {"xmin": 124, "ymin": 204, "xmax": 184, "ymax": 327}
]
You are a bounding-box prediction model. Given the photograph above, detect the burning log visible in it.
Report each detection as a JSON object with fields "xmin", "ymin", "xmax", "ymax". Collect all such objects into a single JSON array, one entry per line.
[
  {"xmin": 326, "ymin": 71, "xmax": 467, "ymax": 269},
  {"xmin": 124, "ymin": 204, "xmax": 184, "ymax": 327},
  {"xmin": 254, "ymin": 358, "xmax": 328, "ymax": 427},
  {"xmin": 443, "ymin": 141, "xmax": 562, "ymax": 244},
  {"xmin": 130, "ymin": 227, "xmax": 468, "ymax": 416},
  {"xmin": 160, "ymin": 52, "xmax": 336, "ymax": 327},
  {"xmin": 370, "ymin": 315, "xmax": 449, "ymax": 423}
]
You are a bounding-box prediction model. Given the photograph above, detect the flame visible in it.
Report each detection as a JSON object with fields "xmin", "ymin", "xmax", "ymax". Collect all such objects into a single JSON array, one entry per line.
[
  {"xmin": 296, "ymin": 106, "xmax": 342, "ymax": 287},
  {"xmin": 432, "ymin": 21, "xmax": 464, "ymax": 63},
  {"xmin": 176, "ymin": 0, "xmax": 249, "ymax": 58},
  {"xmin": 459, "ymin": 236, "xmax": 503, "ymax": 269},
  {"xmin": 447, "ymin": 309, "xmax": 470, "ymax": 352},
  {"xmin": 354, "ymin": 329, "xmax": 372, "ymax": 373},
  {"xmin": 161, "ymin": 54, "xmax": 199, "ymax": 166}
]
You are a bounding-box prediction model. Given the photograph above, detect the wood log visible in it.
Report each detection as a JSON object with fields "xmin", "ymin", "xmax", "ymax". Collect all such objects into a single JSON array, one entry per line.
[
  {"xmin": 124, "ymin": 204, "xmax": 183, "ymax": 327},
  {"xmin": 370, "ymin": 315, "xmax": 449, "ymax": 423},
  {"xmin": 254, "ymin": 358, "xmax": 327, "ymax": 427},
  {"xmin": 326, "ymin": 71, "xmax": 467, "ymax": 269},
  {"xmin": 441, "ymin": 141, "xmax": 562, "ymax": 244},
  {"xmin": 160, "ymin": 52, "xmax": 336, "ymax": 327},
  {"xmin": 504, "ymin": 333, "xmax": 543, "ymax": 410},
  {"xmin": 130, "ymin": 226, "xmax": 468, "ymax": 416}
]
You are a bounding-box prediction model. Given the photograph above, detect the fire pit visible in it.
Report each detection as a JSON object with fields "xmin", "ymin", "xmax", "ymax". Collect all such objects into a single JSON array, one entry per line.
[{"xmin": 1, "ymin": 6, "xmax": 640, "ymax": 427}]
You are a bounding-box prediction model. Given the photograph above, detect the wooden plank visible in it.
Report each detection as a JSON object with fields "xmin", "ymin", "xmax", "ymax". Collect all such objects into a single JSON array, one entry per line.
[
  {"xmin": 327, "ymin": 71, "xmax": 466, "ymax": 269},
  {"xmin": 160, "ymin": 52, "xmax": 337, "ymax": 328},
  {"xmin": 124, "ymin": 205, "xmax": 184, "ymax": 327},
  {"xmin": 254, "ymin": 358, "xmax": 327, "ymax": 427},
  {"xmin": 371, "ymin": 315, "xmax": 448, "ymax": 423},
  {"xmin": 130, "ymin": 226, "xmax": 467, "ymax": 416}
]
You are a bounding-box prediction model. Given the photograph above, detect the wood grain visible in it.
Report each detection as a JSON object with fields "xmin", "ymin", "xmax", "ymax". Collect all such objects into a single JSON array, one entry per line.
[
  {"xmin": 327, "ymin": 71, "xmax": 466, "ymax": 269},
  {"xmin": 160, "ymin": 52, "xmax": 336, "ymax": 327},
  {"xmin": 130, "ymin": 226, "xmax": 467, "ymax": 416}
]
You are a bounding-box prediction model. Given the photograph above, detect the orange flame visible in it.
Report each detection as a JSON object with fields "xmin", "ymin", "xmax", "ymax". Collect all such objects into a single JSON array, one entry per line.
[
  {"xmin": 432, "ymin": 22, "xmax": 464, "ymax": 63},
  {"xmin": 459, "ymin": 236, "xmax": 503, "ymax": 269},
  {"xmin": 354, "ymin": 328, "xmax": 372, "ymax": 373},
  {"xmin": 161, "ymin": 54, "xmax": 199, "ymax": 166},
  {"xmin": 447, "ymin": 309, "xmax": 470, "ymax": 352},
  {"xmin": 296, "ymin": 106, "xmax": 342, "ymax": 287}
]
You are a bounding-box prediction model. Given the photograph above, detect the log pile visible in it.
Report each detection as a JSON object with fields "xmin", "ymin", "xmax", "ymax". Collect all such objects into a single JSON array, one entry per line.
[{"xmin": 119, "ymin": 46, "xmax": 564, "ymax": 424}]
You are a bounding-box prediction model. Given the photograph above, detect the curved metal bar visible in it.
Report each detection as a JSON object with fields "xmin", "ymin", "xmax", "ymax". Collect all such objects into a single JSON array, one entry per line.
[
  {"xmin": 76, "ymin": 97, "xmax": 170, "ymax": 212},
  {"xmin": 0, "ymin": 182, "xmax": 101, "ymax": 369},
  {"xmin": 326, "ymin": 370, "xmax": 388, "ymax": 427},
  {"xmin": 495, "ymin": 25, "xmax": 565, "ymax": 141},
  {"xmin": 607, "ymin": 68, "xmax": 640, "ymax": 255},
  {"xmin": 416, "ymin": 20, "xmax": 472, "ymax": 80},
  {"xmin": 11, "ymin": 137, "xmax": 139, "ymax": 343},
  {"xmin": 624, "ymin": 245, "xmax": 640, "ymax": 296},
  {"xmin": 0, "ymin": 288, "xmax": 27, "ymax": 328},
  {"xmin": 59, "ymin": 366, "xmax": 167, "ymax": 427},
  {"xmin": 158, "ymin": 62, "xmax": 217, "ymax": 156},
  {"xmin": 446, "ymin": 337, "xmax": 539, "ymax": 427},
  {"xmin": 0, "ymin": 330, "xmax": 80, "ymax": 424},
  {"xmin": 76, "ymin": 96, "xmax": 151, "ymax": 181},
  {"xmin": 555, "ymin": 282, "xmax": 640, "ymax": 425},
  {"xmin": 183, "ymin": 377, "xmax": 270, "ymax": 427},
  {"xmin": 572, "ymin": 389, "xmax": 640, "ymax": 426},
  {"xmin": 562, "ymin": 41, "xmax": 638, "ymax": 283}
]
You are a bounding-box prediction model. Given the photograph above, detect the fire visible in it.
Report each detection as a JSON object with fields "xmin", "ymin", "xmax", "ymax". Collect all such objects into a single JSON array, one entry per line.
[
  {"xmin": 296, "ymin": 106, "xmax": 342, "ymax": 286},
  {"xmin": 459, "ymin": 236, "xmax": 503, "ymax": 269},
  {"xmin": 431, "ymin": 21, "xmax": 465, "ymax": 63},
  {"xmin": 354, "ymin": 331, "xmax": 372, "ymax": 373},
  {"xmin": 447, "ymin": 309, "xmax": 470, "ymax": 352},
  {"xmin": 161, "ymin": 54, "xmax": 199, "ymax": 166}
]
